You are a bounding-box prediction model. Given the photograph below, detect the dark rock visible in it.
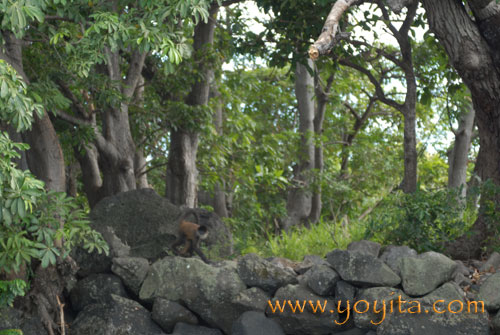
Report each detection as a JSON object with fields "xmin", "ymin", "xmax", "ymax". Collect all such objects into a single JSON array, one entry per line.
[
  {"xmin": 379, "ymin": 245, "xmax": 417, "ymax": 275},
  {"xmin": 478, "ymin": 272, "xmax": 500, "ymax": 311},
  {"xmin": 347, "ymin": 240, "xmax": 381, "ymax": 257},
  {"xmin": 172, "ymin": 323, "xmax": 222, "ymax": 335},
  {"xmin": 377, "ymin": 301, "xmax": 490, "ymax": 335},
  {"xmin": 267, "ymin": 257, "xmax": 299, "ymax": 274},
  {"xmin": 111, "ymin": 257, "xmax": 149, "ymax": 295},
  {"xmin": 326, "ymin": 249, "xmax": 400, "ymax": 287},
  {"xmin": 353, "ymin": 287, "xmax": 406, "ymax": 330},
  {"xmin": 237, "ymin": 253, "xmax": 298, "ymax": 294},
  {"xmin": 152, "ymin": 298, "xmax": 198, "ymax": 333},
  {"xmin": 295, "ymin": 255, "xmax": 331, "ymax": 275},
  {"xmin": 70, "ymin": 274, "xmax": 127, "ymax": 312},
  {"xmin": 305, "ymin": 265, "xmax": 340, "ymax": 296},
  {"xmin": 400, "ymin": 251, "xmax": 456, "ymax": 296},
  {"xmin": 335, "ymin": 281, "xmax": 357, "ymax": 310},
  {"xmin": 0, "ymin": 307, "xmax": 47, "ymax": 335},
  {"xmin": 334, "ymin": 328, "xmax": 369, "ymax": 335},
  {"xmin": 232, "ymin": 311, "xmax": 285, "ymax": 335},
  {"xmin": 89, "ymin": 189, "xmax": 232, "ymax": 261},
  {"xmin": 231, "ymin": 287, "xmax": 270, "ymax": 314},
  {"xmin": 71, "ymin": 294, "xmax": 165, "ymax": 335},
  {"xmin": 266, "ymin": 284, "xmax": 348, "ymax": 334},
  {"xmin": 140, "ymin": 257, "xmax": 246, "ymax": 334},
  {"xmin": 480, "ymin": 252, "xmax": 500, "ymax": 273},
  {"xmin": 492, "ymin": 310, "xmax": 500, "ymax": 335}
]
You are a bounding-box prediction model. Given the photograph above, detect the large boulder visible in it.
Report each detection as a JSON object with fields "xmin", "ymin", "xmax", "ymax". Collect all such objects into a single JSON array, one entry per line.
[
  {"xmin": 152, "ymin": 298, "xmax": 198, "ymax": 333},
  {"xmin": 347, "ymin": 240, "xmax": 381, "ymax": 257},
  {"xmin": 304, "ymin": 265, "xmax": 340, "ymax": 296},
  {"xmin": 237, "ymin": 253, "xmax": 298, "ymax": 294},
  {"xmin": 111, "ymin": 257, "xmax": 150, "ymax": 296},
  {"xmin": 139, "ymin": 257, "xmax": 246, "ymax": 334},
  {"xmin": 71, "ymin": 294, "xmax": 165, "ymax": 335},
  {"xmin": 478, "ymin": 272, "xmax": 500, "ymax": 311},
  {"xmin": 326, "ymin": 249, "xmax": 401, "ymax": 287},
  {"xmin": 0, "ymin": 307, "xmax": 47, "ymax": 335},
  {"xmin": 89, "ymin": 189, "xmax": 232, "ymax": 261},
  {"xmin": 400, "ymin": 252, "xmax": 457, "ymax": 296},
  {"xmin": 69, "ymin": 274, "xmax": 127, "ymax": 312},
  {"xmin": 379, "ymin": 245, "xmax": 417, "ymax": 275}
]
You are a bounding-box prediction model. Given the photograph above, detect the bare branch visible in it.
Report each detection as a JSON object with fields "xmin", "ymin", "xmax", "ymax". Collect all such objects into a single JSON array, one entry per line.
[
  {"xmin": 309, "ymin": 0, "xmax": 362, "ymax": 60},
  {"xmin": 56, "ymin": 110, "xmax": 92, "ymax": 126}
]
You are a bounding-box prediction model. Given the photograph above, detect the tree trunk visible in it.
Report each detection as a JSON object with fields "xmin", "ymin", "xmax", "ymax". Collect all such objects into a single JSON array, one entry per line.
[
  {"xmin": 308, "ymin": 72, "xmax": 333, "ymax": 224},
  {"xmin": 74, "ymin": 144, "xmax": 103, "ymax": 208},
  {"xmin": 165, "ymin": 4, "xmax": 219, "ymax": 207},
  {"xmin": 422, "ymin": 0, "xmax": 500, "ymax": 258},
  {"xmin": 212, "ymin": 84, "xmax": 229, "ymax": 218},
  {"xmin": 0, "ymin": 31, "xmax": 66, "ymax": 192},
  {"xmin": 283, "ymin": 60, "xmax": 315, "ymax": 229},
  {"xmin": 448, "ymin": 106, "xmax": 475, "ymax": 197}
]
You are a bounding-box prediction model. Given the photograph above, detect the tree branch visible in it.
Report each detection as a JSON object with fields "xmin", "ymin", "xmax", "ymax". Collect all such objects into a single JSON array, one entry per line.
[
  {"xmin": 309, "ymin": 0, "xmax": 363, "ymax": 60},
  {"xmin": 123, "ymin": 50, "xmax": 147, "ymax": 98}
]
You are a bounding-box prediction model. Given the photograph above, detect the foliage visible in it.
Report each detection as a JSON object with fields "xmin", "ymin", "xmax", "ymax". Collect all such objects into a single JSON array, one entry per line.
[
  {"xmin": 0, "ymin": 329, "xmax": 23, "ymax": 335},
  {"xmin": 0, "ymin": 279, "xmax": 27, "ymax": 307},
  {"xmin": 238, "ymin": 218, "xmax": 366, "ymax": 261},
  {"xmin": 0, "ymin": 60, "xmax": 108, "ymax": 307},
  {"xmin": 365, "ymin": 188, "xmax": 476, "ymax": 252}
]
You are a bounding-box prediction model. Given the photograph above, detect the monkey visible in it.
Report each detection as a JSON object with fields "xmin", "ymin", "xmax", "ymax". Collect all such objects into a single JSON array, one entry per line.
[{"xmin": 170, "ymin": 209, "xmax": 211, "ymax": 264}]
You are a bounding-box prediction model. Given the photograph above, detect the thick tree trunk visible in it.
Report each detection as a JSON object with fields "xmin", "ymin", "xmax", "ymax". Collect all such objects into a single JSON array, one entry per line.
[
  {"xmin": 422, "ymin": 0, "xmax": 500, "ymax": 258},
  {"xmin": 283, "ymin": 60, "xmax": 315, "ymax": 229},
  {"xmin": 165, "ymin": 4, "xmax": 219, "ymax": 207},
  {"xmin": 448, "ymin": 106, "xmax": 475, "ymax": 197},
  {"xmin": 0, "ymin": 31, "xmax": 66, "ymax": 192},
  {"xmin": 401, "ymin": 106, "xmax": 417, "ymax": 193}
]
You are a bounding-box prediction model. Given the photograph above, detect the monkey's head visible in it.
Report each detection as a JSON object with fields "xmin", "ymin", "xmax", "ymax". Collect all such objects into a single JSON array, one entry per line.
[{"xmin": 197, "ymin": 225, "xmax": 209, "ymax": 240}]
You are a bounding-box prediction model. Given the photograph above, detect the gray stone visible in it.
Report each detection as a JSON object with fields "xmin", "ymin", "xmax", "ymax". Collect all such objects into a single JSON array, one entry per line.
[
  {"xmin": 237, "ymin": 253, "xmax": 298, "ymax": 294},
  {"xmin": 0, "ymin": 307, "xmax": 48, "ymax": 335},
  {"xmin": 480, "ymin": 252, "xmax": 500, "ymax": 273},
  {"xmin": 111, "ymin": 257, "xmax": 149, "ymax": 295},
  {"xmin": 400, "ymin": 251, "xmax": 457, "ymax": 296},
  {"xmin": 335, "ymin": 281, "xmax": 357, "ymax": 310},
  {"xmin": 89, "ymin": 189, "xmax": 232, "ymax": 261},
  {"xmin": 140, "ymin": 257, "xmax": 246, "ymax": 334},
  {"xmin": 421, "ymin": 282, "xmax": 465, "ymax": 307},
  {"xmin": 152, "ymin": 298, "xmax": 198, "ymax": 333},
  {"xmin": 172, "ymin": 323, "xmax": 222, "ymax": 335},
  {"xmin": 478, "ymin": 272, "xmax": 500, "ymax": 311},
  {"xmin": 347, "ymin": 240, "xmax": 381, "ymax": 257},
  {"xmin": 353, "ymin": 287, "xmax": 406, "ymax": 330},
  {"xmin": 326, "ymin": 249, "xmax": 401, "ymax": 287},
  {"xmin": 379, "ymin": 245, "xmax": 417, "ymax": 275},
  {"xmin": 305, "ymin": 265, "xmax": 340, "ymax": 296},
  {"xmin": 266, "ymin": 284, "xmax": 348, "ymax": 334},
  {"xmin": 70, "ymin": 274, "xmax": 127, "ymax": 312},
  {"xmin": 231, "ymin": 287, "xmax": 270, "ymax": 314},
  {"xmin": 232, "ymin": 311, "xmax": 285, "ymax": 335},
  {"xmin": 295, "ymin": 255, "xmax": 331, "ymax": 274},
  {"xmin": 492, "ymin": 310, "xmax": 500, "ymax": 335},
  {"xmin": 377, "ymin": 301, "xmax": 490, "ymax": 335},
  {"xmin": 72, "ymin": 294, "xmax": 165, "ymax": 335}
]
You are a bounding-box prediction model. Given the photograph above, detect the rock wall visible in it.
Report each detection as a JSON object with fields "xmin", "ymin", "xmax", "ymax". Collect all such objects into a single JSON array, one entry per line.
[{"xmin": 63, "ymin": 240, "xmax": 499, "ymax": 335}]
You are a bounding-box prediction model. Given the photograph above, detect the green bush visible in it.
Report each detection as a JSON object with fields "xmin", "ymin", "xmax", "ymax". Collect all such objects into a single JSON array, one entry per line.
[{"xmin": 364, "ymin": 188, "xmax": 476, "ymax": 252}]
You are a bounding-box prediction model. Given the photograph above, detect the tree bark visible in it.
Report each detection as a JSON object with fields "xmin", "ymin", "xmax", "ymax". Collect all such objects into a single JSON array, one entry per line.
[
  {"xmin": 308, "ymin": 72, "xmax": 333, "ymax": 224},
  {"xmin": 448, "ymin": 106, "xmax": 475, "ymax": 197},
  {"xmin": 165, "ymin": 4, "xmax": 219, "ymax": 207},
  {"xmin": 422, "ymin": 0, "xmax": 500, "ymax": 258},
  {"xmin": 0, "ymin": 31, "xmax": 66, "ymax": 192},
  {"xmin": 212, "ymin": 84, "xmax": 229, "ymax": 218},
  {"xmin": 283, "ymin": 60, "xmax": 315, "ymax": 229}
]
